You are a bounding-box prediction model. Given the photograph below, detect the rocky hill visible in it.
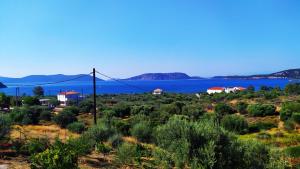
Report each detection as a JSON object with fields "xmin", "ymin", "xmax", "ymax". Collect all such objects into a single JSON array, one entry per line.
[{"xmin": 126, "ymin": 72, "xmax": 203, "ymax": 80}]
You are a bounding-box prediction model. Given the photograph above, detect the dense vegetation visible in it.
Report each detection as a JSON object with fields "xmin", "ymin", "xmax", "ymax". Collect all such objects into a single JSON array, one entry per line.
[{"xmin": 1, "ymin": 84, "xmax": 300, "ymax": 168}]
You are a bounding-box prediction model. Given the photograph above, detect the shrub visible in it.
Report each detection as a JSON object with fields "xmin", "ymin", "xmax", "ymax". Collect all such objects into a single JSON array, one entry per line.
[
  {"xmin": 181, "ymin": 104, "xmax": 205, "ymax": 120},
  {"xmin": 221, "ymin": 114, "xmax": 248, "ymax": 134},
  {"xmin": 85, "ymin": 122, "xmax": 116, "ymax": 143},
  {"xmin": 24, "ymin": 138, "xmax": 50, "ymax": 155},
  {"xmin": 67, "ymin": 134, "xmax": 96, "ymax": 156},
  {"xmin": 284, "ymin": 119, "xmax": 295, "ymax": 131},
  {"xmin": 0, "ymin": 114, "xmax": 11, "ymax": 140},
  {"xmin": 22, "ymin": 97, "xmax": 40, "ymax": 106},
  {"xmin": 9, "ymin": 106, "xmax": 42, "ymax": 125},
  {"xmin": 95, "ymin": 142, "xmax": 111, "ymax": 155},
  {"xmin": 247, "ymin": 104, "xmax": 276, "ymax": 117},
  {"xmin": 280, "ymin": 102, "xmax": 300, "ymax": 121},
  {"xmin": 285, "ymin": 83, "xmax": 300, "ymax": 95},
  {"xmin": 78, "ymin": 100, "xmax": 93, "ymax": 113},
  {"xmin": 248, "ymin": 122, "xmax": 277, "ymax": 133},
  {"xmin": 113, "ymin": 103, "xmax": 131, "ymax": 117},
  {"xmin": 39, "ymin": 110, "xmax": 52, "ymax": 121},
  {"xmin": 67, "ymin": 122, "xmax": 85, "ymax": 134},
  {"xmin": 116, "ymin": 142, "xmax": 140, "ymax": 165},
  {"xmin": 53, "ymin": 111, "xmax": 77, "ymax": 128},
  {"xmin": 215, "ymin": 103, "xmax": 235, "ymax": 119},
  {"xmin": 30, "ymin": 139, "xmax": 78, "ymax": 169},
  {"xmin": 256, "ymin": 132, "xmax": 272, "ymax": 140},
  {"xmin": 130, "ymin": 121, "xmax": 153, "ymax": 142},
  {"xmin": 108, "ymin": 134, "xmax": 123, "ymax": 148},
  {"xmin": 291, "ymin": 112, "xmax": 300, "ymax": 124},
  {"xmin": 63, "ymin": 106, "xmax": 80, "ymax": 116},
  {"xmin": 236, "ymin": 102, "xmax": 248, "ymax": 114},
  {"xmin": 285, "ymin": 145, "xmax": 300, "ymax": 158}
]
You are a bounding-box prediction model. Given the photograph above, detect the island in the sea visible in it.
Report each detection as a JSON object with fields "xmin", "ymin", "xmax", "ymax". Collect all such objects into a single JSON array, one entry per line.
[
  {"xmin": 125, "ymin": 72, "xmax": 203, "ymax": 80},
  {"xmin": 0, "ymin": 82, "xmax": 7, "ymax": 88}
]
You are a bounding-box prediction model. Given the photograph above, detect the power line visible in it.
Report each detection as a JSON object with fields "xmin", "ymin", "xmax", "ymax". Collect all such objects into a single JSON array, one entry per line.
[
  {"xmin": 95, "ymin": 70, "xmax": 150, "ymax": 92},
  {"xmin": 16, "ymin": 73, "xmax": 93, "ymax": 87}
]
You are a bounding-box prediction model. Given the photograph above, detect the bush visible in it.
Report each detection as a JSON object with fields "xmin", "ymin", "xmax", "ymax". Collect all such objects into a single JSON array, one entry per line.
[
  {"xmin": 215, "ymin": 103, "xmax": 235, "ymax": 120},
  {"xmin": 116, "ymin": 143, "xmax": 140, "ymax": 165},
  {"xmin": 67, "ymin": 122, "xmax": 85, "ymax": 134},
  {"xmin": 9, "ymin": 106, "xmax": 42, "ymax": 125},
  {"xmin": 285, "ymin": 145, "xmax": 300, "ymax": 158},
  {"xmin": 78, "ymin": 100, "xmax": 93, "ymax": 113},
  {"xmin": 53, "ymin": 111, "xmax": 77, "ymax": 128},
  {"xmin": 85, "ymin": 122, "xmax": 116, "ymax": 143},
  {"xmin": 285, "ymin": 83, "xmax": 300, "ymax": 95},
  {"xmin": 113, "ymin": 103, "xmax": 131, "ymax": 117},
  {"xmin": 95, "ymin": 142, "xmax": 111, "ymax": 155},
  {"xmin": 30, "ymin": 139, "xmax": 78, "ymax": 169},
  {"xmin": 221, "ymin": 114, "xmax": 248, "ymax": 134},
  {"xmin": 130, "ymin": 121, "xmax": 153, "ymax": 142},
  {"xmin": 236, "ymin": 102, "xmax": 248, "ymax": 114},
  {"xmin": 256, "ymin": 132, "xmax": 272, "ymax": 140},
  {"xmin": 24, "ymin": 138, "xmax": 50, "ymax": 155},
  {"xmin": 181, "ymin": 104, "xmax": 205, "ymax": 120},
  {"xmin": 39, "ymin": 110, "xmax": 52, "ymax": 121},
  {"xmin": 63, "ymin": 106, "xmax": 80, "ymax": 116},
  {"xmin": 67, "ymin": 134, "xmax": 96, "ymax": 156},
  {"xmin": 0, "ymin": 114, "xmax": 11, "ymax": 140},
  {"xmin": 108, "ymin": 134, "xmax": 123, "ymax": 148},
  {"xmin": 291, "ymin": 112, "xmax": 300, "ymax": 124},
  {"xmin": 284, "ymin": 119, "xmax": 295, "ymax": 131},
  {"xmin": 22, "ymin": 97, "xmax": 40, "ymax": 106},
  {"xmin": 248, "ymin": 122, "xmax": 277, "ymax": 133},
  {"xmin": 247, "ymin": 104, "xmax": 276, "ymax": 117},
  {"xmin": 280, "ymin": 102, "xmax": 300, "ymax": 121}
]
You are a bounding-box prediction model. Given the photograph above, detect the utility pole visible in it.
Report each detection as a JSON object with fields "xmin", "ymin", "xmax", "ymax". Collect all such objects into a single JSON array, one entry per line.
[
  {"xmin": 15, "ymin": 87, "xmax": 19, "ymax": 107},
  {"xmin": 93, "ymin": 68, "xmax": 97, "ymax": 124}
]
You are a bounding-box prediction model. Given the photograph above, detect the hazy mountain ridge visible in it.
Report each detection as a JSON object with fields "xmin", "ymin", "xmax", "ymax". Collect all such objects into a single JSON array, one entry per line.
[
  {"xmin": 0, "ymin": 74, "xmax": 103, "ymax": 83},
  {"xmin": 125, "ymin": 72, "xmax": 204, "ymax": 80},
  {"xmin": 213, "ymin": 68, "xmax": 300, "ymax": 79},
  {"xmin": 0, "ymin": 82, "xmax": 7, "ymax": 88}
]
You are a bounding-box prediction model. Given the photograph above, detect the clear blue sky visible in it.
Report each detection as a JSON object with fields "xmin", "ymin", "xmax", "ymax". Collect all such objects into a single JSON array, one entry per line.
[{"xmin": 0, "ymin": 0, "xmax": 300, "ymax": 78}]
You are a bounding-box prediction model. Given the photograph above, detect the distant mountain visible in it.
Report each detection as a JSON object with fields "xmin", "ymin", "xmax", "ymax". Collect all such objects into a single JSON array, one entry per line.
[
  {"xmin": 125, "ymin": 73, "xmax": 203, "ymax": 80},
  {"xmin": 213, "ymin": 68, "xmax": 300, "ymax": 79},
  {"xmin": 0, "ymin": 82, "xmax": 6, "ymax": 88},
  {"xmin": 0, "ymin": 74, "xmax": 103, "ymax": 83}
]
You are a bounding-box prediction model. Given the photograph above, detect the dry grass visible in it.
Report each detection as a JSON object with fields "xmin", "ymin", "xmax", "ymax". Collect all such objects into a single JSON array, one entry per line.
[{"xmin": 10, "ymin": 124, "xmax": 79, "ymax": 142}]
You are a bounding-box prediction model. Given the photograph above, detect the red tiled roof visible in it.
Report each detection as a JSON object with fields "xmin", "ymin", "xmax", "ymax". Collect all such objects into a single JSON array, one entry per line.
[
  {"xmin": 236, "ymin": 87, "xmax": 246, "ymax": 90},
  {"xmin": 59, "ymin": 91, "xmax": 80, "ymax": 95},
  {"xmin": 208, "ymin": 87, "xmax": 225, "ymax": 91}
]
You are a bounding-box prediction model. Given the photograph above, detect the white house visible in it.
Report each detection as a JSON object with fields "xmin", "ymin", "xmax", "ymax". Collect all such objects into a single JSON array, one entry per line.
[
  {"xmin": 207, "ymin": 87, "xmax": 246, "ymax": 94},
  {"xmin": 225, "ymin": 87, "xmax": 246, "ymax": 93},
  {"xmin": 153, "ymin": 88, "xmax": 163, "ymax": 95},
  {"xmin": 57, "ymin": 91, "xmax": 80, "ymax": 106},
  {"xmin": 207, "ymin": 87, "xmax": 225, "ymax": 94}
]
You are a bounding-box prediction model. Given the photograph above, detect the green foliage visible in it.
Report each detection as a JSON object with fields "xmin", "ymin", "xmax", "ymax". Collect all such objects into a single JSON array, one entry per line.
[
  {"xmin": 24, "ymin": 138, "xmax": 50, "ymax": 155},
  {"xmin": 236, "ymin": 102, "xmax": 248, "ymax": 114},
  {"xmin": 95, "ymin": 142, "xmax": 111, "ymax": 154},
  {"xmin": 67, "ymin": 134, "xmax": 96, "ymax": 156},
  {"xmin": 78, "ymin": 100, "xmax": 93, "ymax": 113},
  {"xmin": 63, "ymin": 106, "xmax": 80, "ymax": 115},
  {"xmin": 116, "ymin": 142, "xmax": 141, "ymax": 166},
  {"xmin": 285, "ymin": 145, "xmax": 300, "ymax": 158},
  {"xmin": 221, "ymin": 114, "xmax": 248, "ymax": 134},
  {"xmin": 130, "ymin": 120, "xmax": 153, "ymax": 142},
  {"xmin": 215, "ymin": 103, "xmax": 235, "ymax": 116},
  {"xmin": 85, "ymin": 122, "xmax": 116, "ymax": 143},
  {"xmin": 30, "ymin": 139, "xmax": 78, "ymax": 169},
  {"xmin": 9, "ymin": 106, "xmax": 46, "ymax": 125},
  {"xmin": 39, "ymin": 110, "xmax": 52, "ymax": 121},
  {"xmin": 182, "ymin": 104, "xmax": 205, "ymax": 120},
  {"xmin": 108, "ymin": 134, "xmax": 123, "ymax": 148},
  {"xmin": 248, "ymin": 122, "xmax": 277, "ymax": 133},
  {"xmin": 33, "ymin": 86, "xmax": 44, "ymax": 97},
  {"xmin": 67, "ymin": 122, "xmax": 85, "ymax": 134},
  {"xmin": 280, "ymin": 102, "xmax": 300, "ymax": 121},
  {"xmin": 247, "ymin": 104, "xmax": 276, "ymax": 117},
  {"xmin": 291, "ymin": 112, "xmax": 300, "ymax": 123},
  {"xmin": 285, "ymin": 83, "xmax": 300, "ymax": 95},
  {"xmin": 22, "ymin": 97, "xmax": 40, "ymax": 106},
  {"xmin": 0, "ymin": 114, "xmax": 11, "ymax": 140},
  {"xmin": 0, "ymin": 93, "xmax": 10, "ymax": 109},
  {"xmin": 113, "ymin": 103, "xmax": 131, "ymax": 117},
  {"xmin": 284, "ymin": 119, "xmax": 295, "ymax": 131},
  {"xmin": 53, "ymin": 110, "xmax": 77, "ymax": 128}
]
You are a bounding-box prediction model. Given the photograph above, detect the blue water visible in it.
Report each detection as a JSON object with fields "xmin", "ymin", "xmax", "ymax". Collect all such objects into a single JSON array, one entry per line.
[{"xmin": 0, "ymin": 79, "xmax": 291, "ymax": 96}]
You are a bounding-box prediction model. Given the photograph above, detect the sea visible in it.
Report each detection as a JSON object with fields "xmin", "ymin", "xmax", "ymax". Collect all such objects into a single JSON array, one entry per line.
[{"xmin": 0, "ymin": 79, "xmax": 292, "ymax": 96}]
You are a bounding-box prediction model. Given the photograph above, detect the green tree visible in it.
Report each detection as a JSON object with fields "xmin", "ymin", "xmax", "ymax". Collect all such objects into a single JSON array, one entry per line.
[
  {"xmin": 0, "ymin": 93, "xmax": 10, "ymax": 109},
  {"xmin": 33, "ymin": 86, "xmax": 44, "ymax": 97},
  {"xmin": 221, "ymin": 114, "xmax": 248, "ymax": 134},
  {"xmin": 0, "ymin": 114, "xmax": 11, "ymax": 140},
  {"xmin": 53, "ymin": 110, "xmax": 77, "ymax": 128}
]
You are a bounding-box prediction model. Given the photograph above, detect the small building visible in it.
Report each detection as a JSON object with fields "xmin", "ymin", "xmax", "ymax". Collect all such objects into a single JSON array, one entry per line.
[
  {"xmin": 39, "ymin": 98, "xmax": 51, "ymax": 107},
  {"xmin": 207, "ymin": 87, "xmax": 225, "ymax": 94},
  {"xmin": 225, "ymin": 87, "xmax": 246, "ymax": 93},
  {"xmin": 153, "ymin": 88, "xmax": 163, "ymax": 95},
  {"xmin": 57, "ymin": 91, "xmax": 80, "ymax": 106}
]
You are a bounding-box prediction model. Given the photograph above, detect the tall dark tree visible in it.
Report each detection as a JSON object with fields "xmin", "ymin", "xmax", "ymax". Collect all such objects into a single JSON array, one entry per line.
[{"xmin": 33, "ymin": 86, "xmax": 44, "ymax": 97}]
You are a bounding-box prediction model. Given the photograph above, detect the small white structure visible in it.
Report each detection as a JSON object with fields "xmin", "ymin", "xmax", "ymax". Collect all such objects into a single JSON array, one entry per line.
[
  {"xmin": 207, "ymin": 87, "xmax": 246, "ymax": 94},
  {"xmin": 153, "ymin": 88, "xmax": 163, "ymax": 95},
  {"xmin": 39, "ymin": 99, "xmax": 51, "ymax": 106},
  {"xmin": 207, "ymin": 87, "xmax": 225, "ymax": 94},
  {"xmin": 225, "ymin": 87, "xmax": 246, "ymax": 93},
  {"xmin": 57, "ymin": 91, "xmax": 80, "ymax": 106}
]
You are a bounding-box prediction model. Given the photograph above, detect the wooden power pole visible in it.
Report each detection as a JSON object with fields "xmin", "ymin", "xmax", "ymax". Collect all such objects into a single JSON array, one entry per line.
[{"xmin": 93, "ymin": 68, "xmax": 97, "ymax": 124}]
